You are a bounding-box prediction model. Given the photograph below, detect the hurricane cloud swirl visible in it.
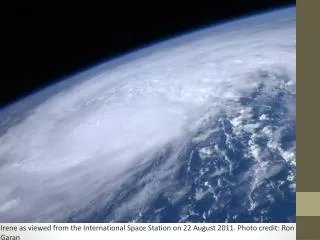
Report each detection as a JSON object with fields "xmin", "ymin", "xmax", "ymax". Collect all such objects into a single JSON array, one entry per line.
[{"xmin": 0, "ymin": 8, "xmax": 295, "ymax": 222}]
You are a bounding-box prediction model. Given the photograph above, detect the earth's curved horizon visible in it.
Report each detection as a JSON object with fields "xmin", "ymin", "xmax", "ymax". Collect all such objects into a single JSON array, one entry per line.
[{"xmin": 0, "ymin": 6, "xmax": 296, "ymax": 223}]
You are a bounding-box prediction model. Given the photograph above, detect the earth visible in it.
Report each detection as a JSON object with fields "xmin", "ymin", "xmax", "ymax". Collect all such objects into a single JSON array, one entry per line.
[{"xmin": 0, "ymin": 7, "xmax": 296, "ymax": 223}]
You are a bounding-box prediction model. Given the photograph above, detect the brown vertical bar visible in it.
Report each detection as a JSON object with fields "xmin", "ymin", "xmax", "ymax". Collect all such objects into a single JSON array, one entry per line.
[{"xmin": 297, "ymin": 0, "xmax": 320, "ymax": 239}]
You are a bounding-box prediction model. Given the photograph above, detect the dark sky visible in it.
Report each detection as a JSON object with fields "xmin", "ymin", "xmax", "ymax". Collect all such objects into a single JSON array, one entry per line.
[{"xmin": 1, "ymin": 1, "xmax": 295, "ymax": 108}]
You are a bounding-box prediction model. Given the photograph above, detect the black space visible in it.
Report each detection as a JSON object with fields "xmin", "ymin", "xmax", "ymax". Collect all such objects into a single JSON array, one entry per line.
[{"xmin": 1, "ymin": 1, "xmax": 295, "ymax": 108}]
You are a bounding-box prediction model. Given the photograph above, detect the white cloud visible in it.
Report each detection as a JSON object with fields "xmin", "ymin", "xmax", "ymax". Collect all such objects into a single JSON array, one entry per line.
[{"xmin": 0, "ymin": 8, "xmax": 296, "ymax": 222}]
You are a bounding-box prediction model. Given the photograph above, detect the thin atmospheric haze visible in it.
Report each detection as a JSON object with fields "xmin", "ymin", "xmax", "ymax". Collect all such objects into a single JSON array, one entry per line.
[{"xmin": 0, "ymin": 7, "xmax": 296, "ymax": 223}]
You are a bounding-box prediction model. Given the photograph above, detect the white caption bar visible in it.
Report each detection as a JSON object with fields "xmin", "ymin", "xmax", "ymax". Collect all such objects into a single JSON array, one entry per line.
[{"xmin": 0, "ymin": 223, "xmax": 296, "ymax": 240}]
